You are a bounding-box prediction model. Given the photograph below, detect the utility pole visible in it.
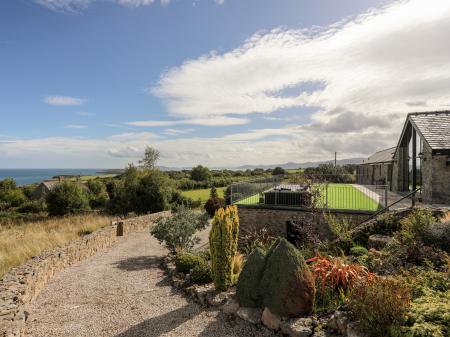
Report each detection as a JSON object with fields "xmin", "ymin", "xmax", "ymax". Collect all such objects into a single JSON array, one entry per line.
[{"xmin": 334, "ymin": 152, "xmax": 337, "ymax": 167}]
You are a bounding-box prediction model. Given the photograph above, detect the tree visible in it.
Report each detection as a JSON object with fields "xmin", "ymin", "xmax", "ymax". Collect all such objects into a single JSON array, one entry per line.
[
  {"xmin": 0, "ymin": 178, "xmax": 26, "ymax": 208},
  {"xmin": 204, "ymin": 186, "xmax": 225, "ymax": 217},
  {"xmin": 139, "ymin": 146, "xmax": 160, "ymax": 169},
  {"xmin": 87, "ymin": 179, "xmax": 109, "ymax": 208},
  {"xmin": 190, "ymin": 165, "xmax": 211, "ymax": 182},
  {"xmin": 46, "ymin": 181, "xmax": 90, "ymax": 216},
  {"xmin": 272, "ymin": 166, "xmax": 286, "ymax": 175}
]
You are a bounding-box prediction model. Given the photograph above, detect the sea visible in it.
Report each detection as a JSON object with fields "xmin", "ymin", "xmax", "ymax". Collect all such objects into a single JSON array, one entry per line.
[{"xmin": 0, "ymin": 169, "xmax": 110, "ymax": 186}]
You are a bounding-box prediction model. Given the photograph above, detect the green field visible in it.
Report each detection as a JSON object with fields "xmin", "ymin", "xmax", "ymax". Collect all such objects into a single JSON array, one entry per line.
[
  {"xmin": 235, "ymin": 184, "xmax": 380, "ymax": 211},
  {"xmin": 286, "ymin": 169, "xmax": 304, "ymax": 174},
  {"xmin": 181, "ymin": 187, "xmax": 225, "ymax": 203}
]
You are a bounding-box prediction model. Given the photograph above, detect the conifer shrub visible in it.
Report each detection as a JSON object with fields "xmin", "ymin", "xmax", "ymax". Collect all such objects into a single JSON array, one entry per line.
[
  {"xmin": 236, "ymin": 247, "xmax": 267, "ymax": 307},
  {"xmin": 350, "ymin": 245, "xmax": 369, "ymax": 257},
  {"xmin": 260, "ymin": 238, "xmax": 315, "ymax": 317},
  {"xmin": 204, "ymin": 186, "xmax": 225, "ymax": 217},
  {"xmin": 209, "ymin": 205, "xmax": 239, "ymax": 291}
]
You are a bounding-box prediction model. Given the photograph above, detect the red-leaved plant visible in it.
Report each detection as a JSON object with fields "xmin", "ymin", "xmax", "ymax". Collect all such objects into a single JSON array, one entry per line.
[{"xmin": 306, "ymin": 255, "xmax": 374, "ymax": 293}]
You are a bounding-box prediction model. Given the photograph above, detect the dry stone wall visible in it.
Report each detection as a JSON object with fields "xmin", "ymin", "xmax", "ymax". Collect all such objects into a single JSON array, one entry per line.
[{"xmin": 0, "ymin": 211, "xmax": 170, "ymax": 337}]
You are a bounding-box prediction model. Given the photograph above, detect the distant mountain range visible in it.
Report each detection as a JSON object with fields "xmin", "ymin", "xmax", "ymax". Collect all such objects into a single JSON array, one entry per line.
[
  {"xmin": 231, "ymin": 158, "xmax": 365, "ymax": 170},
  {"xmin": 153, "ymin": 157, "xmax": 364, "ymax": 171}
]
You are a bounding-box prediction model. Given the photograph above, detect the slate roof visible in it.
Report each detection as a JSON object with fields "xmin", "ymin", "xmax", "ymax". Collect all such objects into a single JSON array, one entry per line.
[
  {"xmin": 409, "ymin": 111, "xmax": 450, "ymax": 150},
  {"xmin": 361, "ymin": 147, "xmax": 395, "ymax": 165}
]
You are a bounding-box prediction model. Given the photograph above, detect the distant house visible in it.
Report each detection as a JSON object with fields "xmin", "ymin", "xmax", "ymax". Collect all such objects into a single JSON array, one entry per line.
[
  {"xmin": 357, "ymin": 111, "xmax": 450, "ymax": 204},
  {"xmin": 31, "ymin": 176, "xmax": 86, "ymax": 199},
  {"xmin": 356, "ymin": 147, "xmax": 395, "ymax": 186}
]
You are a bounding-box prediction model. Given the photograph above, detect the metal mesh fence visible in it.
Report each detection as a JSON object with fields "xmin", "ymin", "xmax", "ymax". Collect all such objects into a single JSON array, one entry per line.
[{"xmin": 230, "ymin": 174, "xmax": 389, "ymax": 211}]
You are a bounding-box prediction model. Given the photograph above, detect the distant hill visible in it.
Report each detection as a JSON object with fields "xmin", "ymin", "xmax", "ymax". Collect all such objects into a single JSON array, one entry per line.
[{"xmin": 232, "ymin": 158, "xmax": 365, "ymax": 170}]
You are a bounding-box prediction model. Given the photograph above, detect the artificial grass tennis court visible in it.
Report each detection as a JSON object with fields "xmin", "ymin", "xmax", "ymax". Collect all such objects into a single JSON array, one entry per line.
[{"xmin": 235, "ymin": 183, "xmax": 381, "ymax": 211}]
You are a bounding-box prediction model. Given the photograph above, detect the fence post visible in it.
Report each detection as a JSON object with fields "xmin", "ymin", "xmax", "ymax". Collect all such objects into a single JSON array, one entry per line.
[
  {"xmin": 384, "ymin": 186, "xmax": 388, "ymax": 209},
  {"xmin": 230, "ymin": 184, "xmax": 233, "ymax": 205},
  {"xmin": 325, "ymin": 184, "xmax": 329, "ymax": 209}
]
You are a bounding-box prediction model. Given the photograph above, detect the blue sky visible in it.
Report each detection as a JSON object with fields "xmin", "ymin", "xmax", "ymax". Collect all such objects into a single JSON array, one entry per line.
[{"xmin": 1, "ymin": 0, "xmax": 450, "ymax": 168}]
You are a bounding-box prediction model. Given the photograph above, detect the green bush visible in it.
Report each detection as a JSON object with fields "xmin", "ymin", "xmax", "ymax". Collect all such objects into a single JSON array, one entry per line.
[
  {"xmin": 204, "ymin": 187, "xmax": 225, "ymax": 217},
  {"xmin": 209, "ymin": 205, "xmax": 239, "ymax": 291},
  {"xmin": 16, "ymin": 199, "xmax": 46, "ymax": 213},
  {"xmin": 46, "ymin": 182, "xmax": 90, "ymax": 216},
  {"xmin": 349, "ymin": 277, "xmax": 411, "ymax": 337},
  {"xmin": 236, "ymin": 247, "xmax": 267, "ymax": 307},
  {"xmin": 191, "ymin": 260, "xmax": 213, "ymax": 285},
  {"xmin": 87, "ymin": 180, "xmax": 109, "ymax": 208},
  {"xmin": 151, "ymin": 205, "xmax": 208, "ymax": 254},
  {"xmin": 175, "ymin": 252, "xmax": 205, "ymax": 273},
  {"xmin": 260, "ymin": 238, "xmax": 315, "ymax": 317},
  {"xmin": 401, "ymin": 289, "xmax": 450, "ymax": 337},
  {"xmin": 350, "ymin": 245, "xmax": 369, "ymax": 257}
]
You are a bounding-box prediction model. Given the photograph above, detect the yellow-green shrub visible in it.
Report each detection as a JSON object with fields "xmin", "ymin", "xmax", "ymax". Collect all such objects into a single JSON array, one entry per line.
[{"xmin": 209, "ymin": 205, "xmax": 239, "ymax": 291}]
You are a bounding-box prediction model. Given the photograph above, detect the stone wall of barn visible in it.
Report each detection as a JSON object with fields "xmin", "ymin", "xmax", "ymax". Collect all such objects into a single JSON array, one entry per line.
[{"xmin": 422, "ymin": 142, "xmax": 450, "ymax": 204}]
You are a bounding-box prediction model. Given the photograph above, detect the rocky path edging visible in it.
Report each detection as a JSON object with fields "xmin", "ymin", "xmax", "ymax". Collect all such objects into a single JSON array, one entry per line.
[
  {"xmin": 161, "ymin": 258, "xmax": 368, "ymax": 337},
  {"xmin": 0, "ymin": 211, "xmax": 170, "ymax": 337}
]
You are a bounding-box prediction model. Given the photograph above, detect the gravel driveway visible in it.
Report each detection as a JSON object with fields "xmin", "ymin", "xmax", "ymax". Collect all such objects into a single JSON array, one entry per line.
[{"xmin": 26, "ymin": 228, "xmax": 274, "ymax": 337}]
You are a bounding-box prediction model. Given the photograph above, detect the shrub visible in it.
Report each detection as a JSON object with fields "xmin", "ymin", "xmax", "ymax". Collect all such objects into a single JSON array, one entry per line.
[
  {"xmin": 46, "ymin": 182, "xmax": 90, "ymax": 216},
  {"xmin": 326, "ymin": 214, "xmax": 354, "ymax": 254},
  {"xmin": 400, "ymin": 289, "xmax": 450, "ymax": 337},
  {"xmin": 236, "ymin": 247, "xmax": 267, "ymax": 307},
  {"xmin": 209, "ymin": 205, "xmax": 239, "ymax": 291},
  {"xmin": 240, "ymin": 226, "xmax": 275, "ymax": 254},
  {"xmin": 204, "ymin": 186, "xmax": 225, "ymax": 217},
  {"xmin": 352, "ymin": 213, "xmax": 402, "ymax": 245},
  {"xmin": 190, "ymin": 165, "xmax": 211, "ymax": 182},
  {"xmin": 175, "ymin": 252, "xmax": 205, "ymax": 273},
  {"xmin": 350, "ymin": 245, "xmax": 369, "ymax": 257},
  {"xmin": 349, "ymin": 277, "xmax": 411, "ymax": 337},
  {"xmin": 16, "ymin": 199, "xmax": 46, "ymax": 213},
  {"xmin": 232, "ymin": 253, "xmax": 244, "ymax": 283},
  {"xmin": 191, "ymin": 261, "xmax": 213, "ymax": 285},
  {"xmin": 423, "ymin": 221, "xmax": 450, "ymax": 253},
  {"xmin": 287, "ymin": 217, "xmax": 321, "ymax": 249},
  {"xmin": 307, "ymin": 255, "xmax": 373, "ymax": 293},
  {"xmin": 260, "ymin": 238, "xmax": 315, "ymax": 317},
  {"xmin": 151, "ymin": 205, "xmax": 208, "ymax": 253}
]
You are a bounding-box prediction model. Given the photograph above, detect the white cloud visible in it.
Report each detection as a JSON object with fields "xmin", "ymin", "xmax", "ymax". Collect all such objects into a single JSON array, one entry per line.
[
  {"xmin": 44, "ymin": 95, "xmax": 86, "ymax": 106},
  {"xmin": 127, "ymin": 116, "xmax": 249, "ymax": 127},
  {"xmin": 64, "ymin": 124, "xmax": 87, "ymax": 129},
  {"xmin": 214, "ymin": 0, "xmax": 225, "ymax": 5},
  {"xmin": 35, "ymin": 0, "xmax": 171, "ymax": 12},
  {"xmin": 152, "ymin": 0, "xmax": 450, "ymax": 133},
  {"xmin": 163, "ymin": 128, "xmax": 195, "ymax": 136}
]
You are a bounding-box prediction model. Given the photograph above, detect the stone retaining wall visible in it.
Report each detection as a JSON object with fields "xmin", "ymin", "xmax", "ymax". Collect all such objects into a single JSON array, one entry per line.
[
  {"xmin": 237, "ymin": 205, "xmax": 371, "ymax": 244},
  {"xmin": 0, "ymin": 211, "xmax": 170, "ymax": 337}
]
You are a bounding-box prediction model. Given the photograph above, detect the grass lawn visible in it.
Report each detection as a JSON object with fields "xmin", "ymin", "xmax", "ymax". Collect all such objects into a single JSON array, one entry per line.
[
  {"xmin": 181, "ymin": 187, "xmax": 225, "ymax": 203},
  {"xmin": 235, "ymin": 184, "xmax": 380, "ymax": 211},
  {"xmin": 286, "ymin": 169, "xmax": 304, "ymax": 174}
]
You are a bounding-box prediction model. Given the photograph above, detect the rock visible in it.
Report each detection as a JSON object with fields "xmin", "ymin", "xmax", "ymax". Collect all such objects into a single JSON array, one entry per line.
[
  {"xmin": 368, "ymin": 234, "xmax": 392, "ymax": 250},
  {"xmin": 222, "ymin": 298, "xmax": 240, "ymax": 315},
  {"xmin": 327, "ymin": 313, "xmax": 338, "ymax": 331},
  {"xmin": 236, "ymin": 307, "xmax": 262, "ymax": 325},
  {"xmin": 261, "ymin": 307, "xmax": 281, "ymax": 330},
  {"xmin": 347, "ymin": 321, "xmax": 368, "ymax": 337},
  {"xmin": 280, "ymin": 317, "xmax": 313, "ymax": 337},
  {"xmin": 335, "ymin": 311, "xmax": 349, "ymax": 336}
]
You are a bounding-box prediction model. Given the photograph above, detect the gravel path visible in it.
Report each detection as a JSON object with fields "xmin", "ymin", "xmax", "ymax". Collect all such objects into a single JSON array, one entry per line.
[{"xmin": 26, "ymin": 229, "xmax": 273, "ymax": 337}]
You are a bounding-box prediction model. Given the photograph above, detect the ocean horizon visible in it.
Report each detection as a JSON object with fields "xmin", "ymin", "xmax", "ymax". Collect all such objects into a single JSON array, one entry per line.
[{"xmin": 0, "ymin": 169, "xmax": 114, "ymax": 186}]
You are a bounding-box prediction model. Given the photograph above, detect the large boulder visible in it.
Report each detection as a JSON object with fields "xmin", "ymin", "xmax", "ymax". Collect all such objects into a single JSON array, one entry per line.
[
  {"xmin": 236, "ymin": 247, "xmax": 267, "ymax": 307},
  {"xmin": 260, "ymin": 238, "xmax": 315, "ymax": 317}
]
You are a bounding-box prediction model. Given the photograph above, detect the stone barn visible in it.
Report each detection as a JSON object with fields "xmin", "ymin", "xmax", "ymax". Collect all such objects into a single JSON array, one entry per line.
[
  {"xmin": 359, "ymin": 111, "xmax": 450, "ymax": 205},
  {"xmin": 356, "ymin": 147, "xmax": 395, "ymax": 187},
  {"xmin": 392, "ymin": 111, "xmax": 450, "ymax": 204}
]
